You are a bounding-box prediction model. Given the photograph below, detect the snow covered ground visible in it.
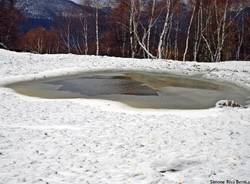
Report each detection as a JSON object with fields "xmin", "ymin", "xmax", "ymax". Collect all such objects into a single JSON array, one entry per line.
[{"xmin": 0, "ymin": 49, "xmax": 250, "ymax": 184}]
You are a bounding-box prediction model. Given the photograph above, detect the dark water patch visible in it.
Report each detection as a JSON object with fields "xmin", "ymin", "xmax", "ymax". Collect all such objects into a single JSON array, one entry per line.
[{"xmin": 6, "ymin": 71, "xmax": 250, "ymax": 109}]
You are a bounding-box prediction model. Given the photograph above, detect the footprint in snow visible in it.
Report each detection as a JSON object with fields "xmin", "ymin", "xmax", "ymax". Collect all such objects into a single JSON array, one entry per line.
[{"xmin": 151, "ymin": 159, "xmax": 202, "ymax": 173}]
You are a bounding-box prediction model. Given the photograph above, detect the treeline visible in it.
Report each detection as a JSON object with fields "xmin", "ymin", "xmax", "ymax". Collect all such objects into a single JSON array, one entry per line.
[
  {"xmin": 0, "ymin": 0, "xmax": 23, "ymax": 49},
  {"xmin": 0, "ymin": 0, "xmax": 250, "ymax": 62}
]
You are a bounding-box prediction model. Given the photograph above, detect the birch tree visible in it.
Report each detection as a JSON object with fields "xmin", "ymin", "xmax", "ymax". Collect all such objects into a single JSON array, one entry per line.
[
  {"xmin": 236, "ymin": 14, "xmax": 244, "ymax": 60},
  {"xmin": 193, "ymin": 0, "xmax": 203, "ymax": 61},
  {"xmin": 131, "ymin": 0, "xmax": 157, "ymax": 58},
  {"xmin": 146, "ymin": 0, "xmax": 156, "ymax": 58},
  {"xmin": 94, "ymin": 0, "xmax": 100, "ymax": 55},
  {"xmin": 79, "ymin": 0, "xmax": 90, "ymax": 55},
  {"xmin": 200, "ymin": 0, "xmax": 230, "ymax": 62},
  {"xmin": 79, "ymin": 15, "xmax": 88, "ymax": 55},
  {"xmin": 129, "ymin": 0, "xmax": 136, "ymax": 58},
  {"xmin": 157, "ymin": 0, "xmax": 171, "ymax": 59},
  {"xmin": 183, "ymin": 1, "xmax": 196, "ymax": 61}
]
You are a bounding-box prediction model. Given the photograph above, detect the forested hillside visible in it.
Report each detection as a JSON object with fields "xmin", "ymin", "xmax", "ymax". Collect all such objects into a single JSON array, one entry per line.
[{"xmin": 0, "ymin": 0, "xmax": 249, "ymax": 62}]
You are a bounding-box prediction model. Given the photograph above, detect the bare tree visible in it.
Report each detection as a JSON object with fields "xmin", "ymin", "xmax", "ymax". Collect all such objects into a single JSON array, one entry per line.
[
  {"xmin": 79, "ymin": 0, "xmax": 90, "ymax": 55},
  {"xmin": 94, "ymin": 0, "xmax": 100, "ymax": 55},
  {"xmin": 183, "ymin": 1, "xmax": 196, "ymax": 61},
  {"xmin": 129, "ymin": 0, "xmax": 136, "ymax": 58},
  {"xmin": 174, "ymin": 11, "xmax": 180, "ymax": 60},
  {"xmin": 200, "ymin": 0, "xmax": 230, "ymax": 62},
  {"xmin": 146, "ymin": 0, "xmax": 156, "ymax": 58},
  {"xmin": 200, "ymin": 0, "xmax": 247, "ymax": 62},
  {"xmin": 193, "ymin": 0, "xmax": 203, "ymax": 61},
  {"xmin": 131, "ymin": 0, "xmax": 157, "ymax": 58},
  {"xmin": 58, "ymin": 16, "xmax": 73, "ymax": 53},
  {"xmin": 157, "ymin": 0, "xmax": 171, "ymax": 59},
  {"xmin": 79, "ymin": 15, "xmax": 88, "ymax": 55},
  {"xmin": 236, "ymin": 11, "xmax": 245, "ymax": 60}
]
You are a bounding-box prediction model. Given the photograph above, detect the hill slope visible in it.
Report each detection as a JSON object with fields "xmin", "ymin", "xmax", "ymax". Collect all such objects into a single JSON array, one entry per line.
[{"xmin": 15, "ymin": 0, "xmax": 83, "ymax": 19}]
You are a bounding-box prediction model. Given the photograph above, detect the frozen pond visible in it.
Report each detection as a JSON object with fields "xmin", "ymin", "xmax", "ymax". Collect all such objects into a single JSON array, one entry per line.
[{"xmin": 7, "ymin": 71, "xmax": 250, "ymax": 109}]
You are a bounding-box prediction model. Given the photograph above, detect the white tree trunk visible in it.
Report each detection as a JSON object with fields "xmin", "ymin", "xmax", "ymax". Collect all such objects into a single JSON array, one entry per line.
[
  {"xmin": 157, "ymin": 0, "xmax": 171, "ymax": 59},
  {"xmin": 193, "ymin": 0, "xmax": 202, "ymax": 61},
  {"xmin": 174, "ymin": 18, "xmax": 179, "ymax": 60},
  {"xmin": 95, "ymin": 2, "xmax": 99, "ymax": 56},
  {"xmin": 129, "ymin": 0, "xmax": 135, "ymax": 58},
  {"xmin": 147, "ymin": 0, "xmax": 156, "ymax": 58},
  {"xmin": 236, "ymin": 17, "xmax": 244, "ymax": 60},
  {"xmin": 183, "ymin": 2, "xmax": 196, "ymax": 62},
  {"xmin": 80, "ymin": 15, "xmax": 88, "ymax": 55},
  {"xmin": 132, "ymin": 0, "xmax": 156, "ymax": 59},
  {"xmin": 214, "ymin": 0, "xmax": 228, "ymax": 62}
]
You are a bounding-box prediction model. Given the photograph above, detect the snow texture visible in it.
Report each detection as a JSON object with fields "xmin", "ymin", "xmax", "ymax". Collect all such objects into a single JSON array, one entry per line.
[{"xmin": 0, "ymin": 49, "xmax": 250, "ymax": 184}]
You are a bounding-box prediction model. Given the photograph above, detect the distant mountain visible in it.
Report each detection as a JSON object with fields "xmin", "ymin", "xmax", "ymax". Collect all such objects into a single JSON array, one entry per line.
[
  {"xmin": 15, "ymin": 0, "xmax": 109, "ymax": 36},
  {"xmin": 16, "ymin": 0, "xmax": 84, "ymax": 20},
  {"xmin": 73, "ymin": 0, "xmax": 117, "ymax": 7},
  {"xmin": 15, "ymin": 0, "xmax": 87, "ymax": 32}
]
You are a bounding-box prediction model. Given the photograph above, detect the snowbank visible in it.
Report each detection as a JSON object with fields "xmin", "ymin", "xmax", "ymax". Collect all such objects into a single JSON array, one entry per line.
[{"xmin": 0, "ymin": 49, "xmax": 250, "ymax": 184}]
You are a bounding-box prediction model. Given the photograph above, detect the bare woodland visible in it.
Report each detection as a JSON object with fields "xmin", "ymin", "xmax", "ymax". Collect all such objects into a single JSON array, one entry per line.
[{"xmin": 0, "ymin": 0, "xmax": 250, "ymax": 62}]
